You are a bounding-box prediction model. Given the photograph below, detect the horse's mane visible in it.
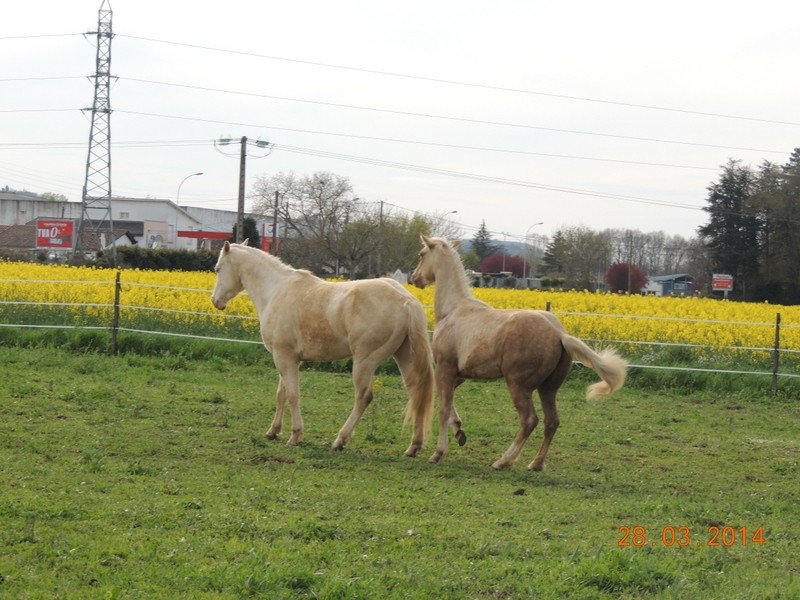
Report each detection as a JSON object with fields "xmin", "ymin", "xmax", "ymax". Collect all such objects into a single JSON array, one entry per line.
[
  {"xmin": 430, "ymin": 237, "xmax": 473, "ymax": 294},
  {"xmin": 233, "ymin": 243, "xmax": 314, "ymax": 277}
]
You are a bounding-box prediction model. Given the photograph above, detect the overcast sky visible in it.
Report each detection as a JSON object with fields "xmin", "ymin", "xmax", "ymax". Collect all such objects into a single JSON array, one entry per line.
[{"xmin": 2, "ymin": 0, "xmax": 798, "ymax": 242}]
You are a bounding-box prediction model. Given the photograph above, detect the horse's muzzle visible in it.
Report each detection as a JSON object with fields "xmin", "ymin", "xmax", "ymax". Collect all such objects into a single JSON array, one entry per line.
[
  {"xmin": 211, "ymin": 295, "xmax": 227, "ymax": 310},
  {"xmin": 410, "ymin": 274, "xmax": 428, "ymax": 289}
]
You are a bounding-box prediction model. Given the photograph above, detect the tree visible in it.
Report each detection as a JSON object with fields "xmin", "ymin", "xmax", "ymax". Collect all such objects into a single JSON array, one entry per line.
[
  {"xmin": 543, "ymin": 226, "xmax": 611, "ymax": 290},
  {"xmin": 698, "ymin": 159, "xmax": 760, "ymax": 300},
  {"xmin": 542, "ymin": 230, "xmax": 568, "ymax": 276},
  {"xmin": 380, "ymin": 213, "xmax": 432, "ymax": 274},
  {"xmin": 40, "ymin": 192, "xmax": 69, "ymax": 202},
  {"xmin": 471, "ymin": 220, "xmax": 499, "ymax": 262},
  {"xmin": 249, "ymin": 170, "xmax": 438, "ymax": 278},
  {"xmin": 746, "ymin": 152, "xmax": 800, "ymax": 303},
  {"xmin": 605, "ymin": 262, "xmax": 648, "ymax": 294},
  {"xmin": 230, "ymin": 217, "xmax": 261, "ymax": 248},
  {"xmin": 480, "ymin": 253, "xmax": 525, "ymax": 277},
  {"xmin": 250, "ymin": 171, "xmax": 369, "ymax": 274}
]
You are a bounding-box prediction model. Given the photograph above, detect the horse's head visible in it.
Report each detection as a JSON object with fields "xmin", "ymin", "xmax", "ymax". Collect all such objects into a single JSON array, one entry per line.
[
  {"xmin": 411, "ymin": 234, "xmax": 460, "ymax": 289},
  {"xmin": 211, "ymin": 241, "xmax": 245, "ymax": 310}
]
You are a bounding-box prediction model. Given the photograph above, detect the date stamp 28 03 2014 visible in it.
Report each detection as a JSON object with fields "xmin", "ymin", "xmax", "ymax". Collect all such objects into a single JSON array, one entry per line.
[{"xmin": 618, "ymin": 525, "xmax": 765, "ymax": 548}]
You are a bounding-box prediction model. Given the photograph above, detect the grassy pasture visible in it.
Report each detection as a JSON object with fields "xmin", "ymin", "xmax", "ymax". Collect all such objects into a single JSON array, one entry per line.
[{"xmin": 0, "ymin": 345, "xmax": 798, "ymax": 599}]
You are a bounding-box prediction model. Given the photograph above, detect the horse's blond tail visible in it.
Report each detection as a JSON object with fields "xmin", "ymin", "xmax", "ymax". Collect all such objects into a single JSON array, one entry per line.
[
  {"xmin": 401, "ymin": 302, "xmax": 435, "ymax": 442},
  {"xmin": 560, "ymin": 335, "xmax": 628, "ymax": 400}
]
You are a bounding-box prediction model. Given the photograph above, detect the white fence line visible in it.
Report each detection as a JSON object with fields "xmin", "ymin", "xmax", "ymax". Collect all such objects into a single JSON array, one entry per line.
[{"xmin": 1, "ymin": 277, "xmax": 797, "ymax": 391}]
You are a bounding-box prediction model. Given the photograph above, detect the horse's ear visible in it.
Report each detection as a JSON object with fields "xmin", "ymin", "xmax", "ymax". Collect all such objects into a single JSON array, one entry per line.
[
  {"xmin": 420, "ymin": 234, "xmax": 434, "ymax": 248},
  {"xmin": 242, "ymin": 238, "xmax": 250, "ymax": 246},
  {"xmin": 451, "ymin": 239, "xmax": 463, "ymax": 249},
  {"xmin": 223, "ymin": 241, "xmax": 231, "ymax": 253}
]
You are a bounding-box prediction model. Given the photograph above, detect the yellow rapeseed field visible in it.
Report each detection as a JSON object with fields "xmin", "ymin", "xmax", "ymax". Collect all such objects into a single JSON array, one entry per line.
[{"xmin": 1, "ymin": 262, "xmax": 799, "ymax": 359}]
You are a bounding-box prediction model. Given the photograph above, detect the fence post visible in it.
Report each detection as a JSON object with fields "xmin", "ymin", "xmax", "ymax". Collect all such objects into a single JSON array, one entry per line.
[
  {"xmin": 546, "ymin": 301, "xmax": 552, "ymax": 312},
  {"xmin": 111, "ymin": 271, "xmax": 121, "ymax": 355},
  {"xmin": 771, "ymin": 312, "xmax": 781, "ymax": 395}
]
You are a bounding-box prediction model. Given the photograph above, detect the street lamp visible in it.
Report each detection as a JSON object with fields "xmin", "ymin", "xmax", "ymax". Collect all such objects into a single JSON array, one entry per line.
[
  {"xmin": 523, "ymin": 222, "xmax": 544, "ymax": 279},
  {"xmin": 175, "ymin": 172, "xmax": 203, "ymax": 249},
  {"xmin": 177, "ymin": 172, "xmax": 204, "ymax": 206}
]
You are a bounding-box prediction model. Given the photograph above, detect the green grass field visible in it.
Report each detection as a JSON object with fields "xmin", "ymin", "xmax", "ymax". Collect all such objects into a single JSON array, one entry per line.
[{"xmin": 1, "ymin": 344, "xmax": 798, "ymax": 599}]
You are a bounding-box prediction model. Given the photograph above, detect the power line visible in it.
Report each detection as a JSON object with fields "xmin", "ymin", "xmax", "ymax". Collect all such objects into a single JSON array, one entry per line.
[
  {"xmin": 116, "ymin": 79, "xmax": 790, "ymax": 155},
  {"xmin": 117, "ymin": 34, "xmax": 800, "ymax": 127},
  {"xmin": 4, "ymin": 32, "xmax": 795, "ymax": 128},
  {"xmin": 271, "ymin": 143, "xmax": 706, "ymax": 213},
  {"xmin": 6, "ymin": 100, "xmax": 787, "ymax": 155}
]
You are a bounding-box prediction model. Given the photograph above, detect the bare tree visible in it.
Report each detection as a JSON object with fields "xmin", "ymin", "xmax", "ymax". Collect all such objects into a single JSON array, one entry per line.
[
  {"xmin": 250, "ymin": 171, "xmax": 439, "ymax": 278},
  {"xmin": 251, "ymin": 171, "xmax": 373, "ymax": 274}
]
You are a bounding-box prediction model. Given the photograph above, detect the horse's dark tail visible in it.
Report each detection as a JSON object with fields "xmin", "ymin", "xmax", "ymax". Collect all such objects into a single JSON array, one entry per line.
[
  {"xmin": 400, "ymin": 300, "xmax": 435, "ymax": 443},
  {"xmin": 560, "ymin": 335, "xmax": 628, "ymax": 399}
]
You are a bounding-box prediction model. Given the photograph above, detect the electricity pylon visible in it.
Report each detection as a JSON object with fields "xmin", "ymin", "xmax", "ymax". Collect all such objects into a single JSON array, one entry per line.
[{"xmin": 76, "ymin": 0, "xmax": 116, "ymax": 265}]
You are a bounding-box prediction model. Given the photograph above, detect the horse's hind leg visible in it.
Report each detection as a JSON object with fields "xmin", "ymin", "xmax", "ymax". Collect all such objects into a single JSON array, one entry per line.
[
  {"xmin": 527, "ymin": 388, "xmax": 559, "ymax": 471},
  {"xmin": 527, "ymin": 351, "xmax": 569, "ymax": 470},
  {"xmin": 332, "ymin": 358, "xmax": 377, "ymax": 451},
  {"xmin": 393, "ymin": 342, "xmax": 425, "ymax": 457},
  {"xmin": 492, "ymin": 381, "xmax": 537, "ymax": 470},
  {"xmin": 450, "ymin": 378, "xmax": 467, "ymax": 446}
]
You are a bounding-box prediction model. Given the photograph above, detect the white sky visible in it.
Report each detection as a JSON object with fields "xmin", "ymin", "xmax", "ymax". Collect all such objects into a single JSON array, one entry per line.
[{"xmin": 2, "ymin": 0, "xmax": 798, "ymax": 242}]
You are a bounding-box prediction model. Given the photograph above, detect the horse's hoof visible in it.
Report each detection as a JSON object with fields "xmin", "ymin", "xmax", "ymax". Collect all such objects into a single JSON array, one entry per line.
[
  {"xmin": 404, "ymin": 446, "xmax": 420, "ymax": 458},
  {"xmin": 428, "ymin": 452, "xmax": 443, "ymax": 464},
  {"xmin": 331, "ymin": 439, "xmax": 345, "ymax": 451},
  {"xmin": 455, "ymin": 430, "xmax": 467, "ymax": 446},
  {"xmin": 528, "ymin": 462, "xmax": 544, "ymax": 472},
  {"xmin": 491, "ymin": 460, "xmax": 512, "ymax": 470},
  {"xmin": 266, "ymin": 431, "xmax": 278, "ymax": 440}
]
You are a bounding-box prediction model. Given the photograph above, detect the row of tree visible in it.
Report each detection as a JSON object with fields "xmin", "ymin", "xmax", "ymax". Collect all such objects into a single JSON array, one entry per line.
[
  {"xmin": 248, "ymin": 147, "xmax": 800, "ymax": 303},
  {"xmin": 249, "ymin": 172, "xmax": 459, "ymax": 276},
  {"xmin": 699, "ymin": 149, "xmax": 800, "ymax": 304}
]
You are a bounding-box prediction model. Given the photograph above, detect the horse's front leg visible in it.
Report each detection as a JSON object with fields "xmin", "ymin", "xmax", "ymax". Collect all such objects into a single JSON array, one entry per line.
[
  {"xmin": 265, "ymin": 373, "xmax": 286, "ymax": 440},
  {"xmin": 429, "ymin": 365, "xmax": 460, "ymax": 464},
  {"xmin": 332, "ymin": 359, "xmax": 376, "ymax": 451},
  {"xmin": 268, "ymin": 355, "xmax": 304, "ymax": 445}
]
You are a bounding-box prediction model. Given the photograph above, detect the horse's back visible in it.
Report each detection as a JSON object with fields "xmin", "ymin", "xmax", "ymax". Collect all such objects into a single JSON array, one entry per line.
[
  {"xmin": 265, "ymin": 277, "xmax": 421, "ymax": 361},
  {"xmin": 434, "ymin": 304, "xmax": 566, "ymax": 379}
]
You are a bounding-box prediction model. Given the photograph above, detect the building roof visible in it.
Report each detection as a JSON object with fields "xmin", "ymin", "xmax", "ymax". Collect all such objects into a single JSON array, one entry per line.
[
  {"xmin": 650, "ymin": 274, "xmax": 692, "ymax": 282},
  {"xmin": 0, "ymin": 224, "xmax": 35, "ymax": 248}
]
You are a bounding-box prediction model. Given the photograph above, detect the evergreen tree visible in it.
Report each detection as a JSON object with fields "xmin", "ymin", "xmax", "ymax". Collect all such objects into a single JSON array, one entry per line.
[
  {"xmin": 542, "ymin": 230, "xmax": 567, "ymax": 275},
  {"xmin": 471, "ymin": 220, "xmax": 498, "ymax": 262},
  {"xmin": 231, "ymin": 217, "xmax": 262, "ymax": 248},
  {"xmin": 698, "ymin": 159, "xmax": 760, "ymax": 300}
]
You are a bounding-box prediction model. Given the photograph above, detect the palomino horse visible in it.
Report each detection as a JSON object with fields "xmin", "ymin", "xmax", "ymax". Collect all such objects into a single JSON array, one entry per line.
[
  {"xmin": 211, "ymin": 241, "xmax": 434, "ymax": 457},
  {"xmin": 411, "ymin": 235, "xmax": 627, "ymax": 470}
]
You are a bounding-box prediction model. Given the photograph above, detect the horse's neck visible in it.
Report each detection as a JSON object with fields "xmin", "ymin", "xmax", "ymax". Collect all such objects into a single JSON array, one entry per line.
[
  {"xmin": 238, "ymin": 250, "xmax": 298, "ymax": 310},
  {"xmin": 433, "ymin": 256, "xmax": 473, "ymax": 321}
]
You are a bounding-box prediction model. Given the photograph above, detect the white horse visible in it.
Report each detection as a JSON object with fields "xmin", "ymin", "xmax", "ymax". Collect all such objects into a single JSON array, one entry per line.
[
  {"xmin": 411, "ymin": 235, "xmax": 627, "ymax": 470},
  {"xmin": 211, "ymin": 242, "xmax": 434, "ymax": 457}
]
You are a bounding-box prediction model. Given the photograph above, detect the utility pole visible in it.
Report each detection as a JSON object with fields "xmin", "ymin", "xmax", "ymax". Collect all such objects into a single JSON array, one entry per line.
[
  {"xmin": 215, "ymin": 136, "xmax": 270, "ymax": 244},
  {"xmin": 76, "ymin": 0, "xmax": 116, "ymax": 265},
  {"xmin": 271, "ymin": 190, "xmax": 279, "ymax": 255},
  {"xmin": 377, "ymin": 200, "xmax": 383, "ymax": 277},
  {"xmin": 236, "ymin": 136, "xmax": 247, "ymax": 243}
]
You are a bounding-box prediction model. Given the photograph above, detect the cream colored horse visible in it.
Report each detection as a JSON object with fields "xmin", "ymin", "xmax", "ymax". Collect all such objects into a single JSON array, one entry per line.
[
  {"xmin": 411, "ymin": 235, "xmax": 627, "ymax": 470},
  {"xmin": 211, "ymin": 241, "xmax": 434, "ymax": 457}
]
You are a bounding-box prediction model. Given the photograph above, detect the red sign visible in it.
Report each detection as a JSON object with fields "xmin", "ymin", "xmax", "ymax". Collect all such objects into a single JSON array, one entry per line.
[
  {"xmin": 36, "ymin": 219, "xmax": 75, "ymax": 249},
  {"xmin": 712, "ymin": 273, "xmax": 734, "ymax": 291}
]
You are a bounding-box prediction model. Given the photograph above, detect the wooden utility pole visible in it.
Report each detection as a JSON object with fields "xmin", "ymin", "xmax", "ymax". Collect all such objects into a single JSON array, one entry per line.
[
  {"xmin": 271, "ymin": 190, "xmax": 279, "ymax": 255},
  {"xmin": 236, "ymin": 136, "xmax": 247, "ymax": 243}
]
